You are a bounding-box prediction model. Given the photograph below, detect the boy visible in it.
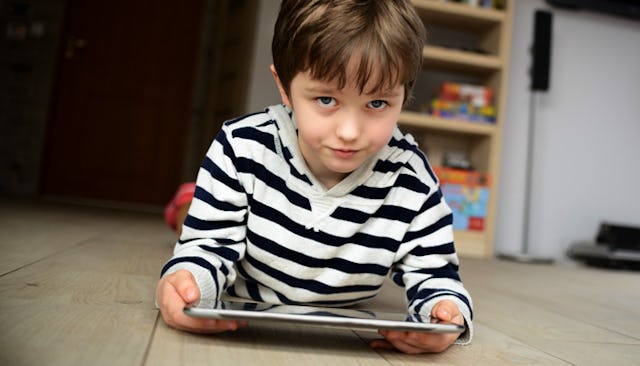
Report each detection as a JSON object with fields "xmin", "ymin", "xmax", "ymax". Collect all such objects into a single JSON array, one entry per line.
[{"xmin": 156, "ymin": 0, "xmax": 473, "ymax": 354}]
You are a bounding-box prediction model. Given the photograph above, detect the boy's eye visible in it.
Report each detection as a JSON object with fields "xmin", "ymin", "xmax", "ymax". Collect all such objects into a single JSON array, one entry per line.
[
  {"xmin": 316, "ymin": 96, "xmax": 336, "ymax": 106},
  {"xmin": 368, "ymin": 100, "xmax": 388, "ymax": 110}
]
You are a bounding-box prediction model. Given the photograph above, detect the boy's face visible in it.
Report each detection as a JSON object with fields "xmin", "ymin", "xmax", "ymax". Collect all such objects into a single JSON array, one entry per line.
[{"xmin": 271, "ymin": 64, "xmax": 404, "ymax": 189}]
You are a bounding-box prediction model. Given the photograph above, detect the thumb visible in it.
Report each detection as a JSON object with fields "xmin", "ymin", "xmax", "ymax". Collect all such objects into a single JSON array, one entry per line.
[
  {"xmin": 169, "ymin": 270, "xmax": 201, "ymax": 304},
  {"xmin": 180, "ymin": 283, "xmax": 199, "ymax": 304},
  {"xmin": 432, "ymin": 300, "xmax": 457, "ymax": 322}
]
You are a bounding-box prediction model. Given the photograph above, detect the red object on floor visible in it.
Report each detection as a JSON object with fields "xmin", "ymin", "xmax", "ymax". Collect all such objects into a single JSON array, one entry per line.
[{"xmin": 164, "ymin": 182, "xmax": 196, "ymax": 230}]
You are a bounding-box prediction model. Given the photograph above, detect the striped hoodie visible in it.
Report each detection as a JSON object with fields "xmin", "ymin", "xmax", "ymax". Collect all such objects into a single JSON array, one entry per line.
[{"xmin": 161, "ymin": 104, "xmax": 473, "ymax": 343}]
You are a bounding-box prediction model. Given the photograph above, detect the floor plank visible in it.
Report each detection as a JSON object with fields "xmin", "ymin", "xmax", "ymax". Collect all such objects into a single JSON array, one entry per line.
[
  {"xmin": 0, "ymin": 200, "xmax": 160, "ymax": 275},
  {"xmin": 0, "ymin": 302, "xmax": 158, "ymax": 366},
  {"xmin": 0, "ymin": 202, "xmax": 175, "ymax": 366}
]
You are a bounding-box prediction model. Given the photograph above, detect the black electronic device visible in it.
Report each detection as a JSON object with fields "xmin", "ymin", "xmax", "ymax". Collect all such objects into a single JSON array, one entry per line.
[
  {"xmin": 568, "ymin": 222, "xmax": 640, "ymax": 270},
  {"xmin": 531, "ymin": 10, "xmax": 553, "ymax": 91}
]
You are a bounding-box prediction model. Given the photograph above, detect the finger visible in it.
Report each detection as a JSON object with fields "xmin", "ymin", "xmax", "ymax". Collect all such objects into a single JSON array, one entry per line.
[
  {"xmin": 380, "ymin": 331, "xmax": 428, "ymax": 354},
  {"xmin": 167, "ymin": 271, "xmax": 200, "ymax": 304},
  {"xmin": 431, "ymin": 301, "xmax": 453, "ymax": 322},
  {"xmin": 177, "ymin": 319, "xmax": 246, "ymax": 334},
  {"xmin": 406, "ymin": 331, "xmax": 458, "ymax": 353},
  {"xmin": 432, "ymin": 299, "xmax": 463, "ymax": 324},
  {"xmin": 383, "ymin": 330, "xmax": 455, "ymax": 354},
  {"xmin": 369, "ymin": 339, "xmax": 395, "ymax": 350},
  {"xmin": 451, "ymin": 312, "xmax": 465, "ymax": 326},
  {"xmin": 384, "ymin": 337, "xmax": 428, "ymax": 354}
]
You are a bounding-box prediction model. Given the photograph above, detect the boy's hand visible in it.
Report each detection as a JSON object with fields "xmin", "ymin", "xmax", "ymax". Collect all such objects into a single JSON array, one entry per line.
[
  {"xmin": 155, "ymin": 269, "xmax": 247, "ymax": 333},
  {"xmin": 369, "ymin": 299, "xmax": 464, "ymax": 354}
]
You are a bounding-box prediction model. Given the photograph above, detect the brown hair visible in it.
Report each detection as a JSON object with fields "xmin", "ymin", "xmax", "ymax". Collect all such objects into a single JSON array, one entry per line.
[{"xmin": 272, "ymin": 0, "xmax": 426, "ymax": 103}]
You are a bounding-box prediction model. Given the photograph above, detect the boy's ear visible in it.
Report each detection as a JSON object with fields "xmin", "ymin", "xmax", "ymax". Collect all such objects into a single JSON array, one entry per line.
[{"xmin": 270, "ymin": 64, "xmax": 292, "ymax": 108}]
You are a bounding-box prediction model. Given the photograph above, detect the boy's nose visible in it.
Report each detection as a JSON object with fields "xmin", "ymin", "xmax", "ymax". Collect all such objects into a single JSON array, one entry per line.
[{"xmin": 336, "ymin": 112, "xmax": 361, "ymax": 141}]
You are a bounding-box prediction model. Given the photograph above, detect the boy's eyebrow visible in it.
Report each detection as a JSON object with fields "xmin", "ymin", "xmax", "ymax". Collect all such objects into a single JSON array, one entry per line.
[
  {"xmin": 304, "ymin": 83, "xmax": 403, "ymax": 98},
  {"xmin": 304, "ymin": 85, "xmax": 336, "ymax": 94},
  {"xmin": 377, "ymin": 88, "xmax": 403, "ymax": 98}
]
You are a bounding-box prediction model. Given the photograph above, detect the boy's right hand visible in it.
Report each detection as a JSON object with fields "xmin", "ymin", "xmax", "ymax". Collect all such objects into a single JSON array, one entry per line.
[{"xmin": 155, "ymin": 269, "xmax": 247, "ymax": 333}]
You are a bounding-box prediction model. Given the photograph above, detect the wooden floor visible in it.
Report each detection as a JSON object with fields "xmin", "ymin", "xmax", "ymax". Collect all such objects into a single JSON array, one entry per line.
[{"xmin": 1, "ymin": 200, "xmax": 639, "ymax": 365}]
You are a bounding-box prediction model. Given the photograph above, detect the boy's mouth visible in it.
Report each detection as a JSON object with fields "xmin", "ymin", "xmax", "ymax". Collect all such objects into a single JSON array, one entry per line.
[{"xmin": 332, "ymin": 148, "xmax": 358, "ymax": 159}]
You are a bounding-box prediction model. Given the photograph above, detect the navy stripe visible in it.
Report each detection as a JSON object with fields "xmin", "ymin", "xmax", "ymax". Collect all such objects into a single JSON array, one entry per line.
[
  {"xmin": 247, "ymin": 229, "xmax": 389, "ymax": 276},
  {"xmin": 349, "ymin": 185, "xmax": 391, "ymax": 200},
  {"xmin": 409, "ymin": 242, "xmax": 456, "ymax": 257},
  {"xmin": 394, "ymin": 173, "xmax": 431, "ymax": 194},
  {"xmin": 234, "ymin": 262, "xmax": 269, "ymax": 304},
  {"xmin": 407, "ymin": 282, "xmax": 456, "ymax": 304},
  {"xmin": 330, "ymin": 207, "xmax": 370, "ymax": 224},
  {"xmin": 232, "ymin": 127, "xmax": 277, "ymax": 154},
  {"xmin": 390, "ymin": 136, "xmax": 437, "ymax": 182},
  {"xmin": 373, "ymin": 204, "xmax": 416, "ymax": 222},
  {"xmin": 282, "ymin": 146, "xmax": 313, "ymax": 185},
  {"xmin": 402, "ymin": 213, "xmax": 453, "ymax": 243},
  {"xmin": 373, "ymin": 159, "xmax": 405, "ymax": 174},
  {"xmin": 331, "ymin": 204, "xmax": 416, "ymax": 224},
  {"xmin": 178, "ymin": 236, "xmax": 237, "ymax": 246},
  {"xmin": 245, "ymin": 280, "xmax": 263, "ymax": 302},
  {"xmin": 197, "ymin": 245, "xmax": 241, "ymax": 263},
  {"xmin": 201, "ymin": 156, "xmax": 244, "ymax": 193},
  {"xmin": 194, "ymin": 186, "xmax": 243, "ymax": 211},
  {"xmin": 226, "ymin": 285, "xmax": 239, "ymax": 298},
  {"xmin": 215, "ymin": 129, "xmax": 238, "ymax": 158},
  {"xmin": 256, "ymin": 120, "xmax": 274, "ymax": 128},
  {"xmin": 236, "ymin": 157, "xmax": 311, "ymax": 210},
  {"xmin": 391, "ymin": 271, "xmax": 407, "ymax": 288},
  {"xmin": 404, "ymin": 264, "xmax": 461, "ymax": 281},
  {"xmin": 184, "ymin": 215, "xmax": 244, "ymax": 231}
]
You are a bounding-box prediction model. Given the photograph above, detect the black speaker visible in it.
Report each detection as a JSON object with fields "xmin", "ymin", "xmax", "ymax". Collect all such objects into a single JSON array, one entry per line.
[{"xmin": 531, "ymin": 10, "xmax": 553, "ymax": 91}]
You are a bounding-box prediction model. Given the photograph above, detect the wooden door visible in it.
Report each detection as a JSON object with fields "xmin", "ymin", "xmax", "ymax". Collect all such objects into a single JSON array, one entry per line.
[{"xmin": 41, "ymin": 0, "xmax": 204, "ymax": 205}]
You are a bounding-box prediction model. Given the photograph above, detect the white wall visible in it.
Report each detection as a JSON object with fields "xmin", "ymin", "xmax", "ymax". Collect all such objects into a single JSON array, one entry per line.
[
  {"xmin": 496, "ymin": 0, "xmax": 640, "ymax": 259},
  {"xmin": 244, "ymin": 0, "xmax": 281, "ymax": 112}
]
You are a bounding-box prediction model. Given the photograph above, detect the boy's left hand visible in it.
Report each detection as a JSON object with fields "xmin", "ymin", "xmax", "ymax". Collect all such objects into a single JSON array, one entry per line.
[{"xmin": 369, "ymin": 299, "xmax": 464, "ymax": 354}]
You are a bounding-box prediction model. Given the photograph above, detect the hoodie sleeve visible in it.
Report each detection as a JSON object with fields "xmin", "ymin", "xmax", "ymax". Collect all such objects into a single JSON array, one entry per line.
[
  {"xmin": 160, "ymin": 126, "xmax": 248, "ymax": 304},
  {"xmin": 391, "ymin": 179, "xmax": 474, "ymax": 344}
]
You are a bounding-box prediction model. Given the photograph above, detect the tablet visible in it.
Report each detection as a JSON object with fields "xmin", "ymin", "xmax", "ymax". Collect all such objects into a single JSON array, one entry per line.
[{"xmin": 184, "ymin": 300, "xmax": 465, "ymax": 334}]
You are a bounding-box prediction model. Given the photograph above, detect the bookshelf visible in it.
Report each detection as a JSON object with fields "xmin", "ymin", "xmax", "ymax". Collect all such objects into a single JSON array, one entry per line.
[{"xmin": 404, "ymin": 0, "xmax": 513, "ymax": 258}]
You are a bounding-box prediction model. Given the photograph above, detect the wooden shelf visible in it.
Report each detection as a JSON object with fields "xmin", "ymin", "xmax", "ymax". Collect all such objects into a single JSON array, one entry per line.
[
  {"xmin": 399, "ymin": 111, "xmax": 496, "ymax": 137},
  {"xmin": 407, "ymin": 0, "xmax": 513, "ymax": 258},
  {"xmin": 423, "ymin": 45, "xmax": 502, "ymax": 73},
  {"xmin": 411, "ymin": 0, "xmax": 505, "ymax": 29}
]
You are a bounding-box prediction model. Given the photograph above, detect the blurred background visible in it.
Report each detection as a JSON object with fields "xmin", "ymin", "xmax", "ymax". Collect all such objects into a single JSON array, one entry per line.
[{"xmin": 1, "ymin": 0, "xmax": 639, "ymax": 260}]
